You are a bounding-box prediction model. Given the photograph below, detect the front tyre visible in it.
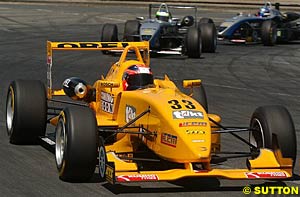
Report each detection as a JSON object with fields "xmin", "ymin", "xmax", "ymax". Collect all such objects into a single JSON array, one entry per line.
[
  {"xmin": 55, "ymin": 106, "xmax": 98, "ymax": 182},
  {"xmin": 98, "ymin": 136, "xmax": 107, "ymax": 182},
  {"xmin": 250, "ymin": 105, "xmax": 297, "ymax": 167},
  {"xmin": 193, "ymin": 83, "xmax": 208, "ymax": 112},
  {"xmin": 6, "ymin": 80, "xmax": 47, "ymax": 144}
]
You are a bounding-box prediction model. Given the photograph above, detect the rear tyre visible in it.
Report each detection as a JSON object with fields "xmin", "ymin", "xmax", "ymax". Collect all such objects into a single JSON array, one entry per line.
[
  {"xmin": 101, "ymin": 23, "xmax": 118, "ymax": 54},
  {"xmin": 101, "ymin": 23, "xmax": 118, "ymax": 42},
  {"xmin": 199, "ymin": 23, "xmax": 217, "ymax": 53},
  {"xmin": 6, "ymin": 80, "xmax": 47, "ymax": 144},
  {"xmin": 123, "ymin": 20, "xmax": 140, "ymax": 41},
  {"xmin": 198, "ymin": 17, "xmax": 214, "ymax": 24},
  {"xmin": 185, "ymin": 27, "xmax": 202, "ymax": 58},
  {"xmin": 250, "ymin": 105, "xmax": 296, "ymax": 168},
  {"xmin": 55, "ymin": 106, "xmax": 98, "ymax": 182},
  {"xmin": 261, "ymin": 20, "xmax": 277, "ymax": 46}
]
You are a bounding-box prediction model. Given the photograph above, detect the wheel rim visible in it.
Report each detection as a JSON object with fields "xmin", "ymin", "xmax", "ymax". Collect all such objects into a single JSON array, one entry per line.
[
  {"xmin": 252, "ymin": 31, "xmax": 258, "ymax": 42},
  {"xmin": 55, "ymin": 119, "xmax": 66, "ymax": 168},
  {"xmin": 6, "ymin": 87, "xmax": 14, "ymax": 136},
  {"xmin": 250, "ymin": 118, "xmax": 265, "ymax": 149},
  {"xmin": 99, "ymin": 146, "xmax": 106, "ymax": 178}
]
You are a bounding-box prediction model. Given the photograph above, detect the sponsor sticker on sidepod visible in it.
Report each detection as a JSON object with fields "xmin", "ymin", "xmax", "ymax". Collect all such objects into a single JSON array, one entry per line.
[
  {"xmin": 125, "ymin": 105, "xmax": 136, "ymax": 123},
  {"xmin": 173, "ymin": 110, "xmax": 204, "ymax": 119}
]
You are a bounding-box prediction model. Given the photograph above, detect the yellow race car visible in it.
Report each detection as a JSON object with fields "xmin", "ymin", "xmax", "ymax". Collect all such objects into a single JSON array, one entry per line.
[{"xmin": 6, "ymin": 41, "xmax": 296, "ymax": 184}]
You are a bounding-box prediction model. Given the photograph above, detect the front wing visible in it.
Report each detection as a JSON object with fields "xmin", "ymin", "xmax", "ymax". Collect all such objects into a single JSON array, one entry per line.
[{"xmin": 105, "ymin": 149, "xmax": 293, "ymax": 184}]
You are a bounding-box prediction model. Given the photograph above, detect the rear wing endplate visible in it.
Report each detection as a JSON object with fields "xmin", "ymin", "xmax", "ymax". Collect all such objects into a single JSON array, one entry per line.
[{"xmin": 46, "ymin": 41, "xmax": 149, "ymax": 98}]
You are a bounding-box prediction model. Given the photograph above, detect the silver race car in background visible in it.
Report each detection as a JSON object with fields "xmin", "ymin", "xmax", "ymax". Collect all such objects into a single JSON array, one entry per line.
[
  {"xmin": 101, "ymin": 3, "xmax": 217, "ymax": 58},
  {"xmin": 218, "ymin": 1, "xmax": 300, "ymax": 45}
]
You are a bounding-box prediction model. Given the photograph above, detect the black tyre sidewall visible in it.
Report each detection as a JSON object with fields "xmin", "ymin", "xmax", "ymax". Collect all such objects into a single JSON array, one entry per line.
[
  {"xmin": 199, "ymin": 23, "xmax": 217, "ymax": 53},
  {"xmin": 250, "ymin": 105, "xmax": 296, "ymax": 165},
  {"xmin": 101, "ymin": 23, "xmax": 118, "ymax": 42},
  {"xmin": 199, "ymin": 17, "xmax": 214, "ymax": 24},
  {"xmin": 176, "ymin": 82, "xmax": 208, "ymax": 112},
  {"xmin": 261, "ymin": 20, "xmax": 277, "ymax": 46},
  {"xmin": 185, "ymin": 27, "xmax": 201, "ymax": 58},
  {"xmin": 57, "ymin": 106, "xmax": 98, "ymax": 182},
  {"xmin": 193, "ymin": 84, "xmax": 208, "ymax": 112},
  {"xmin": 7, "ymin": 80, "xmax": 47, "ymax": 144},
  {"xmin": 124, "ymin": 20, "xmax": 140, "ymax": 41}
]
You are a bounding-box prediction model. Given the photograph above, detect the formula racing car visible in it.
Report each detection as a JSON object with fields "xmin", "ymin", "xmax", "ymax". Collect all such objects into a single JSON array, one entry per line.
[
  {"xmin": 101, "ymin": 3, "xmax": 217, "ymax": 58},
  {"xmin": 218, "ymin": 1, "xmax": 300, "ymax": 45},
  {"xmin": 6, "ymin": 41, "xmax": 297, "ymax": 184}
]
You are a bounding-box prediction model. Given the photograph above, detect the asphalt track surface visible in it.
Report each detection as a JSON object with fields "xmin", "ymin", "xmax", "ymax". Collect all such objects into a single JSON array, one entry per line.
[{"xmin": 1, "ymin": 2, "xmax": 300, "ymax": 196}]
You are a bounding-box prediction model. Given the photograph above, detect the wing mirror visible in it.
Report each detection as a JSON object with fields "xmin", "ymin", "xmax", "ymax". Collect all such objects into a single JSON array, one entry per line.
[
  {"xmin": 181, "ymin": 16, "xmax": 194, "ymax": 27},
  {"xmin": 183, "ymin": 79, "xmax": 201, "ymax": 88},
  {"xmin": 172, "ymin": 17, "xmax": 180, "ymax": 22}
]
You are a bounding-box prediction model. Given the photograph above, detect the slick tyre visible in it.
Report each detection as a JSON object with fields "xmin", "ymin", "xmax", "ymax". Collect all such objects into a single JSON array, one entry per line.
[
  {"xmin": 199, "ymin": 23, "xmax": 217, "ymax": 53},
  {"xmin": 123, "ymin": 20, "xmax": 140, "ymax": 41},
  {"xmin": 177, "ymin": 82, "xmax": 208, "ymax": 112},
  {"xmin": 101, "ymin": 23, "xmax": 118, "ymax": 54},
  {"xmin": 6, "ymin": 80, "xmax": 47, "ymax": 144},
  {"xmin": 198, "ymin": 17, "xmax": 214, "ymax": 24},
  {"xmin": 250, "ymin": 105, "xmax": 296, "ymax": 167},
  {"xmin": 185, "ymin": 27, "xmax": 202, "ymax": 58},
  {"xmin": 98, "ymin": 136, "xmax": 107, "ymax": 182},
  {"xmin": 193, "ymin": 83, "xmax": 208, "ymax": 112},
  {"xmin": 101, "ymin": 23, "xmax": 118, "ymax": 42},
  {"xmin": 261, "ymin": 20, "xmax": 277, "ymax": 46},
  {"xmin": 55, "ymin": 106, "xmax": 97, "ymax": 182}
]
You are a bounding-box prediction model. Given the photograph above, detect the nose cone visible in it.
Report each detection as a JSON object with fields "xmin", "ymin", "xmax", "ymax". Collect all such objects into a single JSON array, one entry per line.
[
  {"xmin": 183, "ymin": 138, "xmax": 211, "ymax": 162},
  {"xmin": 159, "ymin": 126, "xmax": 211, "ymax": 163}
]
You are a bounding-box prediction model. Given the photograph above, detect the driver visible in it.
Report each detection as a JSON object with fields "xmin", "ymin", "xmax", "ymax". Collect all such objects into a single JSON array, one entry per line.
[
  {"xmin": 122, "ymin": 64, "xmax": 154, "ymax": 90},
  {"xmin": 258, "ymin": 6, "xmax": 271, "ymax": 17},
  {"xmin": 155, "ymin": 3, "xmax": 172, "ymax": 22},
  {"xmin": 257, "ymin": 2, "xmax": 272, "ymax": 17}
]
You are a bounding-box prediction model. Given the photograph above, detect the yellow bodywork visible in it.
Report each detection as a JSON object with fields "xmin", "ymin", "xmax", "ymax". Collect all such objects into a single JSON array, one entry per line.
[{"xmin": 47, "ymin": 41, "xmax": 293, "ymax": 183}]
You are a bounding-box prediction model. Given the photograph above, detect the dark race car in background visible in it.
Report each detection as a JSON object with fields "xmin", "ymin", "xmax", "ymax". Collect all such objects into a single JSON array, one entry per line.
[
  {"xmin": 218, "ymin": 1, "xmax": 300, "ymax": 46},
  {"xmin": 101, "ymin": 3, "xmax": 217, "ymax": 58}
]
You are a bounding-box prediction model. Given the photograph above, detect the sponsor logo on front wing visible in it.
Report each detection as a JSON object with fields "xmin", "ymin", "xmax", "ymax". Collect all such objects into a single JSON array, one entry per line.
[
  {"xmin": 173, "ymin": 110, "xmax": 203, "ymax": 119},
  {"xmin": 117, "ymin": 174, "xmax": 159, "ymax": 182},
  {"xmin": 245, "ymin": 172, "xmax": 287, "ymax": 179}
]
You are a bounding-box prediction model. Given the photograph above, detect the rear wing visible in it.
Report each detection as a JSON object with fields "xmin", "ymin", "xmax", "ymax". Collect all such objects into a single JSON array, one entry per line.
[
  {"xmin": 148, "ymin": 4, "xmax": 197, "ymax": 20},
  {"xmin": 47, "ymin": 41, "xmax": 149, "ymax": 98}
]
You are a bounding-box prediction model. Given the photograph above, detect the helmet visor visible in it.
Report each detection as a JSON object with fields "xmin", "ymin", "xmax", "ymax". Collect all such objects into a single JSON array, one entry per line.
[{"xmin": 126, "ymin": 73, "xmax": 154, "ymax": 90}]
